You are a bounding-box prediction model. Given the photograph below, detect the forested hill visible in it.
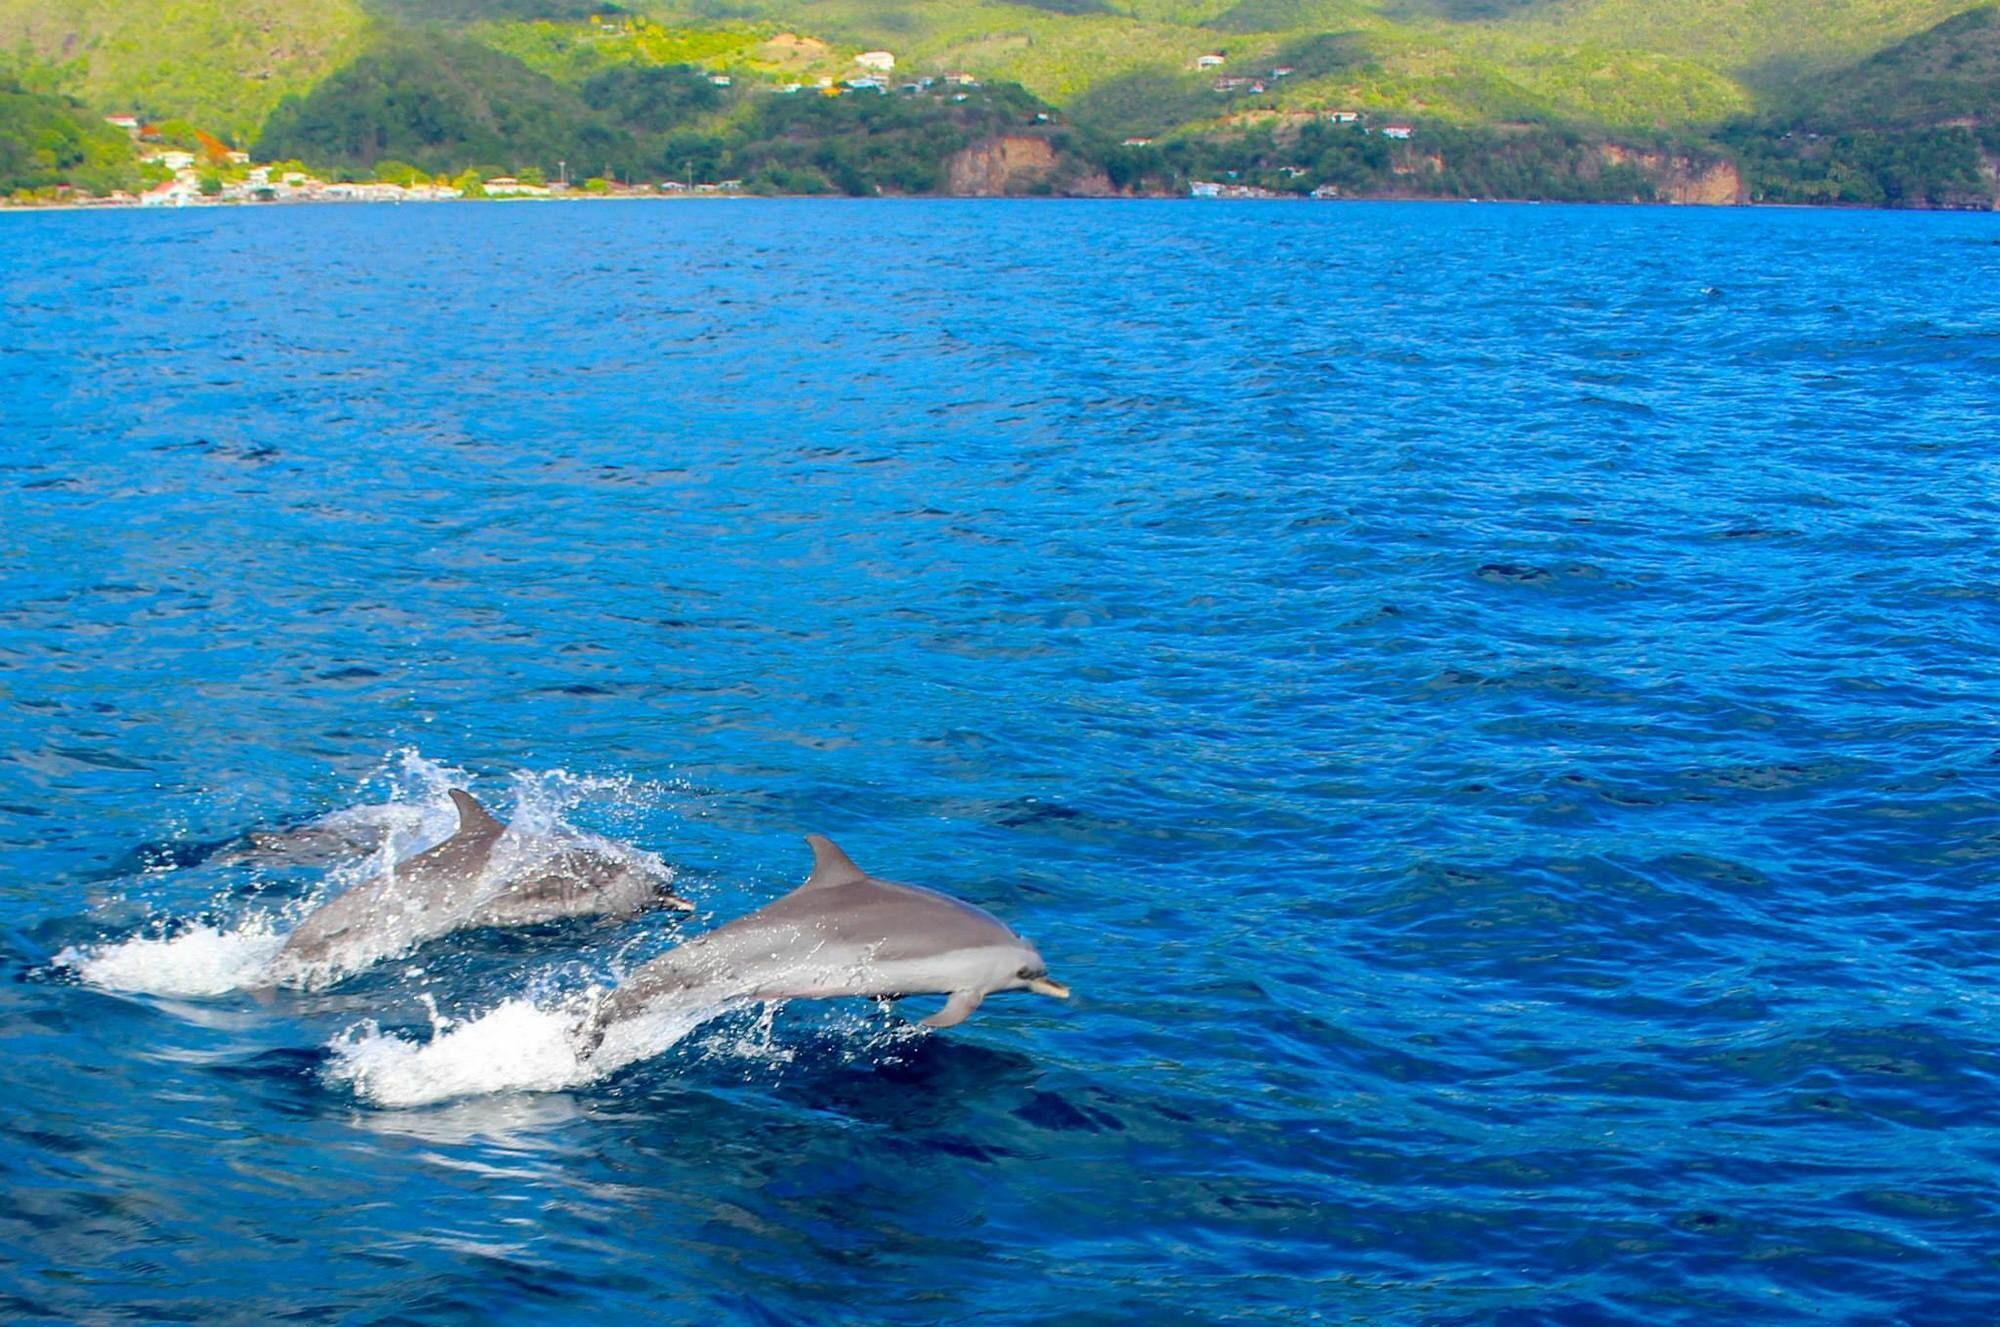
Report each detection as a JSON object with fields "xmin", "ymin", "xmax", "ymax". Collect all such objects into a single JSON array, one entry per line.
[{"xmin": 3, "ymin": 0, "xmax": 1999, "ymax": 204}]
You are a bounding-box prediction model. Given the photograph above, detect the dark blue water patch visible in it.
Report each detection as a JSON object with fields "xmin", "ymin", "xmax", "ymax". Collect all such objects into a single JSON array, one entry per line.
[{"xmin": 1, "ymin": 200, "xmax": 1998, "ymax": 1324}]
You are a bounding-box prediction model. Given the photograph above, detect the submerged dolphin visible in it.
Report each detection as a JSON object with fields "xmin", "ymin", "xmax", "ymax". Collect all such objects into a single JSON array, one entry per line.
[
  {"xmin": 217, "ymin": 804, "xmax": 434, "ymax": 868},
  {"xmin": 268, "ymin": 789, "xmax": 689, "ymax": 986},
  {"xmin": 585, "ymin": 834, "xmax": 1068, "ymax": 1049}
]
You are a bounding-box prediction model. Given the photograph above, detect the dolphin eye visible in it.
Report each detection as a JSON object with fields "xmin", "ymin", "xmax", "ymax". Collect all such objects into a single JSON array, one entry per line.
[{"xmin": 1016, "ymin": 965, "xmax": 1039, "ymax": 980}]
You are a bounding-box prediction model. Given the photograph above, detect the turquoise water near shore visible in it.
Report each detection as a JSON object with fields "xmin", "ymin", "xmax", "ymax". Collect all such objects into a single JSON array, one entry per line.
[{"xmin": 2, "ymin": 200, "xmax": 1998, "ymax": 1324}]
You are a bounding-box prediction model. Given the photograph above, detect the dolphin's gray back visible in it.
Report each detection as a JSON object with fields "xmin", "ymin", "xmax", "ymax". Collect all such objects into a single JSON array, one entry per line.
[
  {"xmin": 276, "ymin": 790, "xmax": 504, "ymax": 966},
  {"xmin": 595, "ymin": 871, "xmax": 1020, "ymax": 1026},
  {"xmin": 751, "ymin": 876, "xmax": 1019, "ymax": 959}
]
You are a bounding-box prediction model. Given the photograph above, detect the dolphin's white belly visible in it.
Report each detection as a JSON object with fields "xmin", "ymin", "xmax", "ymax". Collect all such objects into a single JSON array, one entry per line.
[{"xmin": 744, "ymin": 945, "xmax": 1018, "ymax": 1002}]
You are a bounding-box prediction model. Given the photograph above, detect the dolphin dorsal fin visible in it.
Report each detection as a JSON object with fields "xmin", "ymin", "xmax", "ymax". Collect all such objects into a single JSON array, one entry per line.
[
  {"xmin": 447, "ymin": 789, "xmax": 505, "ymax": 838},
  {"xmin": 802, "ymin": 834, "xmax": 867, "ymax": 889}
]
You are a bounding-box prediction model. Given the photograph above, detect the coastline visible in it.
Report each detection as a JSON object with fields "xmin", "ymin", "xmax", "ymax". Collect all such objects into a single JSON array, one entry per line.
[{"xmin": 5, "ymin": 190, "xmax": 1996, "ymax": 215}]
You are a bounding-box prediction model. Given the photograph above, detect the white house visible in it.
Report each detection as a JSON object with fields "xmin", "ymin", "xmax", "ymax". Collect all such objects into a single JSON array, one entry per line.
[
  {"xmin": 1381, "ymin": 123, "xmax": 1414, "ymax": 139},
  {"xmin": 155, "ymin": 150, "xmax": 195, "ymax": 171},
  {"xmin": 139, "ymin": 179, "xmax": 197, "ymax": 207},
  {"xmin": 1195, "ymin": 53, "xmax": 1225, "ymax": 68},
  {"xmin": 855, "ymin": 50, "xmax": 896, "ymax": 72}
]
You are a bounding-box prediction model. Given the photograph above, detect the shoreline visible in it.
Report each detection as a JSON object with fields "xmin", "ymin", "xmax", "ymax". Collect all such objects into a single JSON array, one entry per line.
[{"xmin": 4, "ymin": 191, "xmax": 1997, "ymax": 216}]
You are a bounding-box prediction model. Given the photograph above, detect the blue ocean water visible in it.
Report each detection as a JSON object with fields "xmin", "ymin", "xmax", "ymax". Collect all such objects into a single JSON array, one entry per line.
[{"xmin": 1, "ymin": 198, "xmax": 1998, "ymax": 1325}]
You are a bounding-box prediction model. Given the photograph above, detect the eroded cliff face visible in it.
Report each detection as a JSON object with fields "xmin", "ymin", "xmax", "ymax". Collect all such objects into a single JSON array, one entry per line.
[
  {"xmin": 947, "ymin": 136, "xmax": 1057, "ymax": 195},
  {"xmin": 1601, "ymin": 144, "xmax": 1744, "ymax": 205},
  {"xmin": 945, "ymin": 135, "xmax": 1116, "ymax": 196}
]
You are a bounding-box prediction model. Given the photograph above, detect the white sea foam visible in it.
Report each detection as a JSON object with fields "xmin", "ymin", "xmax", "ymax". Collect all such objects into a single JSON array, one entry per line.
[
  {"xmin": 56, "ymin": 919, "xmax": 288, "ymax": 998},
  {"xmin": 324, "ymin": 991, "xmax": 737, "ymax": 1107}
]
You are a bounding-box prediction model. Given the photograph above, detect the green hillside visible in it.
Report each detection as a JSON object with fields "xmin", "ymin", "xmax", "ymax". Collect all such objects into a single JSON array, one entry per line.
[
  {"xmin": 255, "ymin": 30, "xmax": 614, "ymax": 174},
  {"xmin": 1723, "ymin": 3, "xmax": 2000, "ymax": 205},
  {"xmin": 1505, "ymin": 0, "xmax": 1977, "ymax": 85},
  {"xmin": 7, "ymin": 0, "xmax": 1996, "ymax": 137},
  {"xmin": 4, "ymin": 0, "xmax": 1999, "ymax": 203},
  {"xmin": 0, "ymin": 0, "xmax": 370, "ymax": 143},
  {"xmin": 0, "ymin": 75, "xmax": 137, "ymax": 192},
  {"xmin": 253, "ymin": 24, "xmax": 1090, "ymax": 194},
  {"xmin": 1781, "ymin": 1, "xmax": 2000, "ymax": 126}
]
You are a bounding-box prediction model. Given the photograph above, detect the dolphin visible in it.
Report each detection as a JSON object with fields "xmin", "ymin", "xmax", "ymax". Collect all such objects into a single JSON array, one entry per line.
[
  {"xmin": 584, "ymin": 834, "xmax": 1068, "ymax": 1051},
  {"xmin": 267, "ymin": 789, "xmax": 690, "ymax": 986},
  {"xmin": 214, "ymin": 803, "xmax": 437, "ymax": 868}
]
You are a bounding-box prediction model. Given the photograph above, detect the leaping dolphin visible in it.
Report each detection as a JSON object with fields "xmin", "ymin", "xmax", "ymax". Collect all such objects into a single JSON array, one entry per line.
[
  {"xmin": 583, "ymin": 834, "xmax": 1068, "ymax": 1052},
  {"xmin": 267, "ymin": 789, "xmax": 690, "ymax": 987}
]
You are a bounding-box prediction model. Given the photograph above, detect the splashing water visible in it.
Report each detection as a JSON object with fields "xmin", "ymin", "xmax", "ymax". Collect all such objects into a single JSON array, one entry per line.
[
  {"xmin": 325, "ymin": 990, "xmax": 739, "ymax": 1107},
  {"xmin": 57, "ymin": 919, "xmax": 288, "ymax": 998},
  {"xmin": 62, "ymin": 750, "xmax": 686, "ymax": 1000}
]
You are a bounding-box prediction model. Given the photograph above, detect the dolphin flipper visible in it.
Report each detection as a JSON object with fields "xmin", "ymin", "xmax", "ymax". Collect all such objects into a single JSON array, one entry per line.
[{"xmin": 920, "ymin": 990, "xmax": 984, "ymax": 1028}]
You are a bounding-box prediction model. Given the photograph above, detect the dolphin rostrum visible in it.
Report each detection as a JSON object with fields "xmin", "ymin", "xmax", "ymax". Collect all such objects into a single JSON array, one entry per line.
[
  {"xmin": 267, "ymin": 789, "xmax": 690, "ymax": 986},
  {"xmin": 584, "ymin": 834, "xmax": 1068, "ymax": 1050}
]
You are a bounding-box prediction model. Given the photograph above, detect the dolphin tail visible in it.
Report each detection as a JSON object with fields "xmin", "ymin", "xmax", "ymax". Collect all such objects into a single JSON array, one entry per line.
[{"xmin": 919, "ymin": 990, "xmax": 984, "ymax": 1029}]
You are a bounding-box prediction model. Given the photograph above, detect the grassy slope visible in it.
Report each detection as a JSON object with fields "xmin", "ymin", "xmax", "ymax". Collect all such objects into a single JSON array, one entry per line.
[
  {"xmin": 0, "ymin": 0, "xmax": 371, "ymax": 142},
  {"xmin": 1503, "ymin": 0, "xmax": 1978, "ymax": 84}
]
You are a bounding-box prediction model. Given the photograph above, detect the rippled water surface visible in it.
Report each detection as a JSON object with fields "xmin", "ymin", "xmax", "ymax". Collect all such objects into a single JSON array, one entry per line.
[{"xmin": 3, "ymin": 200, "xmax": 1998, "ymax": 1325}]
